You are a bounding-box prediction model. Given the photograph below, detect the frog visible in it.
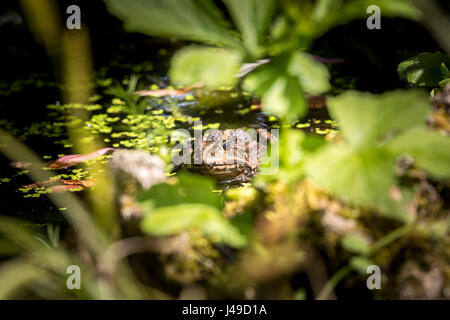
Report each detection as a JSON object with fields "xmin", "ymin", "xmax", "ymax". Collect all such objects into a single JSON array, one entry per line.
[{"xmin": 172, "ymin": 128, "xmax": 273, "ymax": 184}]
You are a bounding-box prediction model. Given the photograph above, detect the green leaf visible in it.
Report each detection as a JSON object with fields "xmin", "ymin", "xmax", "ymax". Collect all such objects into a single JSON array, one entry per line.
[
  {"xmin": 223, "ymin": 0, "xmax": 276, "ymax": 57},
  {"xmin": 104, "ymin": 0, "xmax": 241, "ymax": 48},
  {"xmin": 243, "ymin": 56, "xmax": 310, "ymax": 121},
  {"xmin": 341, "ymin": 233, "xmax": 371, "ymax": 255},
  {"xmin": 349, "ymin": 256, "xmax": 374, "ymax": 274},
  {"xmin": 282, "ymin": 0, "xmax": 421, "ymax": 41},
  {"xmin": 363, "ymin": 0, "xmax": 421, "ymax": 19},
  {"xmin": 169, "ymin": 46, "xmax": 242, "ymax": 89},
  {"xmin": 288, "ymin": 51, "xmax": 331, "ymax": 95},
  {"xmin": 138, "ymin": 173, "xmax": 246, "ymax": 247},
  {"xmin": 306, "ymin": 145, "xmax": 396, "ymax": 206},
  {"xmin": 439, "ymin": 78, "xmax": 450, "ymax": 88},
  {"xmin": 387, "ymin": 126, "xmax": 450, "ymax": 180},
  {"xmin": 327, "ymin": 90, "xmax": 429, "ymax": 146},
  {"xmin": 261, "ymin": 75, "xmax": 307, "ymax": 121},
  {"xmin": 256, "ymin": 129, "xmax": 307, "ymax": 185},
  {"xmin": 140, "ymin": 203, "xmax": 247, "ymax": 247},
  {"xmin": 306, "ymin": 144, "xmax": 413, "ymax": 221},
  {"xmin": 441, "ymin": 63, "xmax": 450, "ymax": 79},
  {"xmin": 243, "ymin": 60, "xmax": 282, "ymax": 95},
  {"xmin": 398, "ymin": 52, "xmax": 450, "ymax": 87},
  {"xmin": 138, "ymin": 172, "xmax": 222, "ymax": 210}
]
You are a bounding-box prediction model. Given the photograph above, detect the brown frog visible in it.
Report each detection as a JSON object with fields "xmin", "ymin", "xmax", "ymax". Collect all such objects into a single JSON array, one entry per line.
[{"xmin": 172, "ymin": 128, "xmax": 273, "ymax": 184}]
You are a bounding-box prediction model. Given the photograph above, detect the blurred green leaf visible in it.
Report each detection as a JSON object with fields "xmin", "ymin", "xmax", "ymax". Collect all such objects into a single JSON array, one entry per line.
[
  {"xmin": 441, "ymin": 63, "xmax": 450, "ymax": 78},
  {"xmin": 138, "ymin": 172, "xmax": 222, "ymax": 210},
  {"xmin": 416, "ymin": 220, "xmax": 449, "ymax": 240},
  {"xmin": 257, "ymin": 129, "xmax": 326, "ymax": 185},
  {"xmin": 104, "ymin": 0, "xmax": 241, "ymax": 48},
  {"xmin": 169, "ymin": 46, "xmax": 242, "ymax": 89},
  {"xmin": 257, "ymin": 129, "xmax": 305, "ymax": 184},
  {"xmin": 341, "ymin": 233, "xmax": 371, "ymax": 255},
  {"xmin": 282, "ymin": 0, "xmax": 421, "ymax": 41},
  {"xmin": 304, "ymin": 90, "xmax": 446, "ymax": 221},
  {"xmin": 141, "ymin": 204, "xmax": 247, "ymax": 247},
  {"xmin": 305, "ymin": 140, "xmax": 416, "ymax": 222},
  {"xmin": 0, "ymin": 258, "xmax": 50, "ymax": 299},
  {"xmin": 243, "ymin": 52, "xmax": 328, "ymax": 121},
  {"xmin": 440, "ymin": 78, "xmax": 450, "ymax": 87},
  {"xmin": 223, "ymin": 0, "xmax": 277, "ymax": 57},
  {"xmin": 387, "ymin": 126, "xmax": 450, "ymax": 180},
  {"xmin": 398, "ymin": 52, "xmax": 450, "ymax": 87},
  {"xmin": 0, "ymin": 218, "xmax": 42, "ymax": 252},
  {"xmin": 243, "ymin": 60, "xmax": 307, "ymax": 120},
  {"xmin": 243, "ymin": 60, "xmax": 282, "ymax": 95},
  {"xmin": 262, "ymin": 75, "xmax": 307, "ymax": 121},
  {"xmin": 349, "ymin": 256, "xmax": 374, "ymax": 274},
  {"xmin": 230, "ymin": 212, "xmax": 254, "ymax": 240},
  {"xmin": 288, "ymin": 51, "xmax": 331, "ymax": 95},
  {"xmin": 306, "ymin": 145, "xmax": 396, "ymax": 206},
  {"xmin": 327, "ymin": 90, "xmax": 429, "ymax": 146},
  {"xmin": 138, "ymin": 173, "xmax": 246, "ymax": 247}
]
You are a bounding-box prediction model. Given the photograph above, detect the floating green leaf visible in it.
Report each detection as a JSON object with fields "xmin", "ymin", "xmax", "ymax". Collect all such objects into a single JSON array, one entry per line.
[
  {"xmin": 398, "ymin": 52, "xmax": 450, "ymax": 87},
  {"xmin": 169, "ymin": 46, "xmax": 242, "ymax": 89}
]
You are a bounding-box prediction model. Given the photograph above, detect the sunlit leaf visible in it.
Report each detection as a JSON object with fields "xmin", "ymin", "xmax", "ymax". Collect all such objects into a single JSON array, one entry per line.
[
  {"xmin": 387, "ymin": 126, "xmax": 450, "ymax": 180},
  {"xmin": 243, "ymin": 56, "xmax": 311, "ymax": 121},
  {"xmin": 288, "ymin": 51, "xmax": 331, "ymax": 95},
  {"xmin": 104, "ymin": 0, "xmax": 241, "ymax": 48},
  {"xmin": 223, "ymin": 0, "xmax": 277, "ymax": 56},
  {"xmin": 262, "ymin": 75, "xmax": 307, "ymax": 121},
  {"xmin": 256, "ymin": 129, "xmax": 306, "ymax": 185},
  {"xmin": 306, "ymin": 145, "xmax": 396, "ymax": 206},
  {"xmin": 243, "ymin": 60, "xmax": 281, "ymax": 95},
  {"xmin": 327, "ymin": 90, "xmax": 429, "ymax": 146},
  {"xmin": 140, "ymin": 203, "xmax": 247, "ymax": 247},
  {"xmin": 398, "ymin": 52, "xmax": 450, "ymax": 87},
  {"xmin": 169, "ymin": 46, "xmax": 242, "ymax": 89}
]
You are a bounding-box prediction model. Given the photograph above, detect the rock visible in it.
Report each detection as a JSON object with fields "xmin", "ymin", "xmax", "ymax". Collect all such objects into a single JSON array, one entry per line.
[{"xmin": 109, "ymin": 149, "xmax": 166, "ymax": 190}]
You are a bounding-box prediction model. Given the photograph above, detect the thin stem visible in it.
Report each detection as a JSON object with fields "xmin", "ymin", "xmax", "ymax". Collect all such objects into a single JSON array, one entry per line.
[
  {"xmin": 316, "ymin": 265, "xmax": 352, "ymax": 300},
  {"xmin": 369, "ymin": 224, "xmax": 413, "ymax": 255}
]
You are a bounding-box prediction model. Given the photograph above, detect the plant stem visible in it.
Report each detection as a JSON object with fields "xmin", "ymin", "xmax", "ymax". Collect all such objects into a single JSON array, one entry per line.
[
  {"xmin": 316, "ymin": 265, "xmax": 352, "ymax": 300},
  {"xmin": 369, "ymin": 224, "xmax": 413, "ymax": 255}
]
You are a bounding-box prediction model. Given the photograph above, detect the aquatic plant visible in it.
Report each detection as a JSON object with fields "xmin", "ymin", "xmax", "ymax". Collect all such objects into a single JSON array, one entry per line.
[{"xmin": 398, "ymin": 52, "xmax": 450, "ymax": 87}]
